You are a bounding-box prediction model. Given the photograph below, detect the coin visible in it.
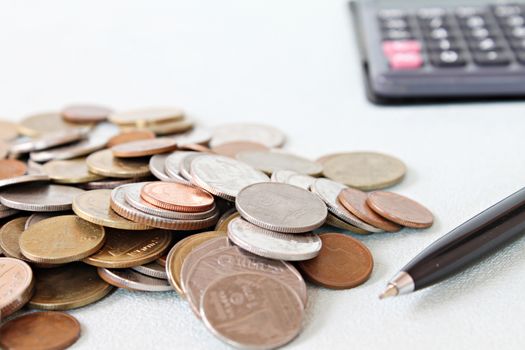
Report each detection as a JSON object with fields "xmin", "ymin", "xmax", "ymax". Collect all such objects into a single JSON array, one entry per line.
[
  {"xmin": 0, "ymin": 159, "xmax": 26, "ymax": 179},
  {"xmin": 132, "ymin": 262, "xmax": 168, "ymax": 280},
  {"xmin": 111, "ymin": 137, "xmax": 178, "ymax": 158},
  {"xmin": 0, "ymin": 217, "xmax": 30, "ymax": 260},
  {"xmin": 109, "ymin": 107, "xmax": 184, "ymax": 126},
  {"xmin": 215, "ymin": 209, "xmax": 239, "ymax": 232},
  {"xmin": 165, "ymin": 231, "xmax": 226, "ymax": 295},
  {"xmin": 79, "ymin": 177, "xmax": 143, "ymax": 190},
  {"xmin": 237, "ymin": 150, "xmax": 323, "ymax": 176},
  {"xmin": 210, "ymin": 123, "xmax": 285, "ymax": 148},
  {"xmin": 43, "ymin": 158, "xmax": 104, "ymax": 184},
  {"xmin": 170, "ymin": 127, "xmax": 211, "ymax": 146},
  {"xmin": 178, "ymin": 143, "xmax": 212, "ymax": 153},
  {"xmin": 338, "ymin": 188, "xmax": 401, "ymax": 232},
  {"xmin": 297, "ymin": 233, "xmax": 373, "ymax": 289},
  {"xmin": 315, "ymin": 152, "xmax": 347, "ymax": 165},
  {"xmin": 0, "ymin": 311, "xmax": 81, "ymax": 350},
  {"xmin": 157, "ymin": 255, "xmax": 167, "ymax": 267},
  {"xmin": 270, "ymin": 169, "xmax": 298, "ymax": 183},
  {"xmin": 97, "ymin": 267, "xmax": 173, "ymax": 291},
  {"xmin": 137, "ymin": 118, "xmax": 194, "ymax": 135},
  {"xmin": 83, "ymin": 228, "xmax": 172, "ymax": 268},
  {"xmin": 311, "ymin": 178, "xmax": 380, "ymax": 233},
  {"xmin": 29, "ymin": 263, "xmax": 113, "ymax": 310},
  {"xmin": 141, "ymin": 182, "xmax": 214, "ymax": 212},
  {"xmin": 107, "ymin": 130, "xmax": 156, "ymax": 148},
  {"xmin": 366, "ymin": 191, "xmax": 434, "ymax": 228},
  {"xmin": 0, "ymin": 174, "xmax": 49, "ymax": 190},
  {"xmin": 325, "ymin": 213, "xmax": 369, "ymax": 234},
  {"xmin": 236, "ymin": 182, "xmax": 327, "ymax": 233},
  {"xmin": 87, "ymin": 149, "xmax": 151, "ymax": 178},
  {"xmin": 26, "ymin": 212, "xmax": 69, "ymax": 229},
  {"xmin": 10, "ymin": 128, "xmax": 88, "ymax": 154},
  {"xmin": 0, "ymin": 207, "xmax": 18, "ymax": 219},
  {"xmin": 322, "ymin": 152, "xmax": 407, "ymax": 190},
  {"xmin": 0, "ymin": 257, "xmax": 34, "ymax": 318},
  {"xmin": 62, "ymin": 104, "xmax": 112, "ymax": 123},
  {"xmin": 0, "ymin": 183, "xmax": 84, "ymax": 212},
  {"xmin": 190, "ymin": 155, "xmax": 269, "ymax": 201},
  {"xmin": 18, "ymin": 112, "xmax": 89, "ymax": 137},
  {"xmin": 149, "ymin": 153, "xmax": 172, "ymax": 181},
  {"xmin": 200, "ymin": 272, "xmax": 304, "ymax": 349},
  {"xmin": 211, "ymin": 141, "xmax": 269, "ymax": 158},
  {"xmin": 0, "ymin": 140, "xmax": 9, "ymax": 159},
  {"xmin": 179, "ymin": 153, "xmax": 202, "ymax": 180},
  {"xmin": 0, "ymin": 120, "xmax": 18, "ymax": 141},
  {"xmin": 164, "ymin": 151, "xmax": 197, "ymax": 184},
  {"xmin": 73, "ymin": 189, "xmax": 150, "ymax": 230},
  {"xmin": 227, "ymin": 218, "xmax": 322, "ymax": 261},
  {"xmin": 287, "ymin": 173, "xmax": 316, "ymax": 190},
  {"xmin": 20, "ymin": 215, "xmax": 106, "ymax": 264}
]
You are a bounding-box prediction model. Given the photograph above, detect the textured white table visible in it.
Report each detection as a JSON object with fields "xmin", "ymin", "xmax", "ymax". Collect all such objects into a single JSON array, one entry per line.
[{"xmin": 1, "ymin": 0, "xmax": 525, "ymax": 349}]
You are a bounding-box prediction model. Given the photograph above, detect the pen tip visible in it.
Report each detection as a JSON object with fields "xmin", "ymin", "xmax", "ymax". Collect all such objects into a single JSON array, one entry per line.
[{"xmin": 379, "ymin": 284, "xmax": 398, "ymax": 300}]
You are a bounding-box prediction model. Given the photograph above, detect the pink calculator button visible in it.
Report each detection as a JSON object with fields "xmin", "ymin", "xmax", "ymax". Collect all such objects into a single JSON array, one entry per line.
[
  {"xmin": 382, "ymin": 40, "xmax": 422, "ymax": 56},
  {"xmin": 388, "ymin": 52, "xmax": 423, "ymax": 70}
]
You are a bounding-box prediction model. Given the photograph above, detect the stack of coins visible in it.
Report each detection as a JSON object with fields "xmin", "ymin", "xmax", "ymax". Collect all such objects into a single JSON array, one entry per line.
[{"xmin": 0, "ymin": 106, "xmax": 435, "ymax": 350}]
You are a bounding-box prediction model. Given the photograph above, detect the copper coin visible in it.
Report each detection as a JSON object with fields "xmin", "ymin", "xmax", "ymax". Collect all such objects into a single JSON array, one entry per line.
[
  {"xmin": 0, "ymin": 311, "xmax": 81, "ymax": 350},
  {"xmin": 297, "ymin": 233, "xmax": 373, "ymax": 289},
  {"xmin": 111, "ymin": 137, "xmax": 178, "ymax": 158},
  {"xmin": 338, "ymin": 188, "xmax": 401, "ymax": 232},
  {"xmin": 211, "ymin": 141, "xmax": 269, "ymax": 158},
  {"xmin": 366, "ymin": 191, "xmax": 434, "ymax": 228},
  {"xmin": 107, "ymin": 130, "xmax": 156, "ymax": 148},
  {"xmin": 61, "ymin": 104, "xmax": 112, "ymax": 123},
  {"xmin": 141, "ymin": 182, "xmax": 214, "ymax": 213},
  {"xmin": 0, "ymin": 159, "xmax": 27, "ymax": 180},
  {"xmin": 200, "ymin": 272, "xmax": 304, "ymax": 349},
  {"xmin": 0, "ymin": 257, "xmax": 34, "ymax": 318}
]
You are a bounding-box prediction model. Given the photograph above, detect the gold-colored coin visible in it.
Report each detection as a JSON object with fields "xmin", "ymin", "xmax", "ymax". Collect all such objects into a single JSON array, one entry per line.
[
  {"xmin": 29, "ymin": 263, "xmax": 113, "ymax": 310},
  {"xmin": 108, "ymin": 107, "xmax": 184, "ymax": 126},
  {"xmin": 43, "ymin": 158, "xmax": 104, "ymax": 184},
  {"xmin": 83, "ymin": 228, "xmax": 172, "ymax": 268},
  {"xmin": 19, "ymin": 215, "xmax": 106, "ymax": 264},
  {"xmin": 0, "ymin": 120, "xmax": 18, "ymax": 141},
  {"xmin": 166, "ymin": 231, "xmax": 226, "ymax": 295},
  {"xmin": 18, "ymin": 112, "xmax": 92, "ymax": 137},
  {"xmin": 322, "ymin": 152, "xmax": 406, "ymax": 191},
  {"xmin": 120, "ymin": 118, "xmax": 194, "ymax": 136},
  {"xmin": 86, "ymin": 149, "xmax": 151, "ymax": 178},
  {"xmin": 325, "ymin": 213, "xmax": 370, "ymax": 235},
  {"xmin": 215, "ymin": 210, "xmax": 240, "ymax": 232},
  {"xmin": 72, "ymin": 189, "xmax": 150, "ymax": 230}
]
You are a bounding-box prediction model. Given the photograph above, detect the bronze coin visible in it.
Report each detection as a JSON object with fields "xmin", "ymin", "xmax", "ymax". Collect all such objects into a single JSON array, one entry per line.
[
  {"xmin": 0, "ymin": 159, "xmax": 27, "ymax": 179},
  {"xmin": 297, "ymin": 233, "xmax": 373, "ymax": 289},
  {"xmin": 0, "ymin": 311, "xmax": 81, "ymax": 350},
  {"xmin": 61, "ymin": 104, "xmax": 112, "ymax": 123},
  {"xmin": 107, "ymin": 130, "xmax": 156, "ymax": 148},
  {"xmin": 366, "ymin": 191, "xmax": 434, "ymax": 228},
  {"xmin": 0, "ymin": 257, "xmax": 34, "ymax": 318},
  {"xmin": 211, "ymin": 141, "xmax": 269, "ymax": 158},
  {"xmin": 338, "ymin": 188, "xmax": 401, "ymax": 232},
  {"xmin": 141, "ymin": 182, "xmax": 214, "ymax": 213},
  {"xmin": 111, "ymin": 137, "xmax": 178, "ymax": 158}
]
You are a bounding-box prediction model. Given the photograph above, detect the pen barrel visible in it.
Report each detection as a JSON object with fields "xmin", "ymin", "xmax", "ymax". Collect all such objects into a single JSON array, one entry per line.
[{"xmin": 404, "ymin": 187, "xmax": 525, "ymax": 291}]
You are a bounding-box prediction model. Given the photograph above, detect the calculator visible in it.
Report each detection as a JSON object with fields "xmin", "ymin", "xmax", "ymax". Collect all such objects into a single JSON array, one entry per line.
[{"xmin": 350, "ymin": 1, "xmax": 525, "ymax": 103}]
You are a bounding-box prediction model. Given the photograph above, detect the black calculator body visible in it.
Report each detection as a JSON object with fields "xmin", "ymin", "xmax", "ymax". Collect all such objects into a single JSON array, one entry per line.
[{"xmin": 350, "ymin": 0, "xmax": 525, "ymax": 104}]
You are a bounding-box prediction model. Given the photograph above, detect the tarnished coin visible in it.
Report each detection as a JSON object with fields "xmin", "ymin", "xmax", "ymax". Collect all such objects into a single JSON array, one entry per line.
[
  {"xmin": 200, "ymin": 273, "xmax": 304, "ymax": 349},
  {"xmin": 0, "ymin": 183, "xmax": 84, "ymax": 212},
  {"xmin": 237, "ymin": 150, "xmax": 323, "ymax": 176},
  {"xmin": 141, "ymin": 182, "xmax": 214, "ymax": 213},
  {"xmin": 73, "ymin": 189, "xmax": 151, "ymax": 230},
  {"xmin": 18, "ymin": 112, "xmax": 89, "ymax": 137},
  {"xmin": 83, "ymin": 228, "xmax": 171, "ymax": 268},
  {"xmin": 20, "ymin": 215, "xmax": 106, "ymax": 264},
  {"xmin": 0, "ymin": 120, "xmax": 18, "ymax": 141},
  {"xmin": 111, "ymin": 137, "xmax": 178, "ymax": 158},
  {"xmin": 107, "ymin": 130, "xmax": 156, "ymax": 148},
  {"xmin": 367, "ymin": 191, "xmax": 434, "ymax": 228},
  {"xmin": 297, "ymin": 233, "xmax": 373, "ymax": 289},
  {"xmin": 43, "ymin": 158, "xmax": 104, "ymax": 184},
  {"xmin": 164, "ymin": 151, "xmax": 197, "ymax": 184},
  {"xmin": 215, "ymin": 208, "xmax": 240, "ymax": 232},
  {"xmin": 29, "ymin": 263, "xmax": 114, "ymax": 310},
  {"xmin": 0, "ymin": 159, "xmax": 27, "ymax": 179},
  {"xmin": 0, "ymin": 312, "xmax": 81, "ymax": 350},
  {"xmin": 322, "ymin": 152, "xmax": 407, "ymax": 190},
  {"xmin": 26, "ymin": 212, "xmax": 69, "ymax": 229},
  {"xmin": 97, "ymin": 267, "xmax": 173, "ymax": 291},
  {"xmin": 228, "ymin": 218, "xmax": 322, "ymax": 261},
  {"xmin": 0, "ymin": 257, "xmax": 34, "ymax": 318},
  {"xmin": 210, "ymin": 123, "xmax": 285, "ymax": 148},
  {"xmin": 338, "ymin": 188, "xmax": 401, "ymax": 232},
  {"xmin": 311, "ymin": 178, "xmax": 380, "ymax": 233},
  {"xmin": 61, "ymin": 104, "xmax": 112, "ymax": 123},
  {"xmin": 0, "ymin": 174, "xmax": 49, "ymax": 189},
  {"xmin": 10, "ymin": 128, "xmax": 88, "ymax": 154},
  {"xmin": 166, "ymin": 231, "xmax": 226, "ymax": 295},
  {"xmin": 149, "ymin": 153, "xmax": 172, "ymax": 181},
  {"xmin": 109, "ymin": 107, "xmax": 184, "ymax": 126},
  {"xmin": 190, "ymin": 155, "xmax": 269, "ymax": 201},
  {"xmin": 211, "ymin": 141, "xmax": 269, "ymax": 158},
  {"xmin": 236, "ymin": 182, "xmax": 327, "ymax": 233},
  {"xmin": 87, "ymin": 149, "xmax": 151, "ymax": 178},
  {"xmin": 271, "ymin": 169, "xmax": 298, "ymax": 183},
  {"xmin": 287, "ymin": 173, "xmax": 316, "ymax": 190},
  {"xmin": 170, "ymin": 127, "xmax": 211, "ymax": 146},
  {"xmin": 132, "ymin": 262, "xmax": 168, "ymax": 280}
]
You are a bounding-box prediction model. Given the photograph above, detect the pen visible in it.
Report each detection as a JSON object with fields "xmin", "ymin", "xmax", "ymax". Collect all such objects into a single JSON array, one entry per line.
[{"xmin": 379, "ymin": 187, "xmax": 525, "ymax": 299}]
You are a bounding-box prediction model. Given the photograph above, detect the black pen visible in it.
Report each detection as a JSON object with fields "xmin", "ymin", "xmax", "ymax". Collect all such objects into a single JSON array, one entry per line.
[{"xmin": 380, "ymin": 187, "xmax": 525, "ymax": 299}]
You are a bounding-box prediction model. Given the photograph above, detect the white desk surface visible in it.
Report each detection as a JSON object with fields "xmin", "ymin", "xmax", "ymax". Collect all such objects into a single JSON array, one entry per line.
[{"xmin": 1, "ymin": 1, "xmax": 525, "ymax": 349}]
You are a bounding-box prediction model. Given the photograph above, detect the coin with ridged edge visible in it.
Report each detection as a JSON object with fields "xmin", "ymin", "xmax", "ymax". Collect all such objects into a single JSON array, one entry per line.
[
  {"xmin": 87, "ymin": 149, "xmax": 151, "ymax": 178},
  {"xmin": 149, "ymin": 153, "xmax": 172, "ymax": 181},
  {"xmin": 0, "ymin": 183, "xmax": 84, "ymax": 212},
  {"xmin": 237, "ymin": 150, "xmax": 323, "ymax": 176},
  {"xmin": 132, "ymin": 262, "xmax": 168, "ymax": 280},
  {"xmin": 0, "ymin": 257, "xmax": 34, "ymax": 318},
  {"xmin": 0, "ymin": 174, "xmax": 49, "ymax": 190},
  {"xmin": 164, "ymin": 151, "xmax": 196, "ymax": 184},
  {"xmin": 97, "ymin": 267, "xmax": 173, "ymax": 291}
]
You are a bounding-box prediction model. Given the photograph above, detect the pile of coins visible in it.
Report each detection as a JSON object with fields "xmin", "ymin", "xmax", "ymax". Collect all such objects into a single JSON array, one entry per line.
[{"xmin": 0, "ymin": 105, "xmax": 434, "ymax": 350}]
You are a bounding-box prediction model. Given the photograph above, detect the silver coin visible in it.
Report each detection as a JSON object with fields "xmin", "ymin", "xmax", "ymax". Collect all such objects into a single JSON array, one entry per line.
[
  {"xmin": 190, "ymin": 155, "xmax": 269, "ymax": 201},
  {"xmin": 287, "ymin": 173, "xmax": 316, "ymax": 190},
  {"xmin": 124, "ymin": 182, "xmax": 217, "ymax": 220},
  {"xmin": 149, "ymin": 154, "xmax": 171, "ymax": 181},
  {"xmin": 0, "ymin": 183, "xmax": 85, "ymax": 212},
  {"xmin": 0, "ymin": 174, "xmax": 49, "ymax": 189},
  {"xmin": 10, "ymin": 128, "xmax": 88, "ymax": 154},
  {"xmin": 25, "ymin": 212, "xmax": 68, "ymax": 229},
  {"xmin": 179, "ymin": 153, "xmax": 202, "ymax": 181},
  {"xmin": 97, "ymin": 267, "xmax": 172, "ymax": 292},
  {"xmin": 164, "ymin": 151, "xmax": 196, "ymax": 185},
  {"xmin": 227, "ymin": 217, "xmax": 322, "ymax": 261},
  {"xmin": 237, "ymin": 150, "xmax": 323, "ymax": 176},
  {"xmin": 270, "ymin": 169, "xmax": 298, "ymax": 183},
  {"xmin": 210, "ymin": 123, "xmax": 285, "ymax": 148},
  {"xmin": 131, "ymin": 262, "xmax": 168, "ymax": 280},
  {"xmin": 310, "ymin": 178, "xmax": 381, "ymax": 233},
  {"xmin": 170, "ymin": 127, "xmax": 211, "ymax": 146},
  {"xmin": 236, "ymin": 182, "xmax": 327, "ymax": 233}
]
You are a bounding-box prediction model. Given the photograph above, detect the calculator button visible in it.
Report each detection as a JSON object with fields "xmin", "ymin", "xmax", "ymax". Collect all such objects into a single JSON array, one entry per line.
[
  {"xmin": 472, "ymin": 50, "xmax": 512, "ymax": 66},
  {"xmin": 426, "ymin": 39, "xmax": 462, "ymax": 51},
  {"xmin": 506, "ymin": 27, "xmax": 525, "ymax": 38},
  {"xmin": 465, "ymin": 27, "xmax": 493, "ymax": 39},
  {"xmin": 430, "ymin": 50, "xmax": 467, "ymax": 67},
  {"xmin": 504, "ymin": 15, "xmax": 525, "ymax": 27},
  {"xmin": 463, "ymin": 16, "xmax": 487, "ymax": 28},
  {"xmin": 468, "ymin": 38, "xmax": 504, "ymax": 51},
  {"xmin": 382, "ymin": 40, "xmax": 421, "ymax": 56},
  {"xmin": 419, "ymin": 17, "xmax": 451, "ymax": 29},
  {"xmin": 510, "ymin": 38, "xmax": 525, "ymax": 50},
  {"xmin": 382, "ymin": 29, "xmax": 413, "ymax": 40},
  {"xmin": 515, "ymin": 50, "xmax": 525, "ymax": 64},
  {"xmin": 388, "ymin": 52, "xmax": 423, "ymax": 70},
  {"xmin": 424, "ymin": 28, "xmax": 456, "ymax": 40}
]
